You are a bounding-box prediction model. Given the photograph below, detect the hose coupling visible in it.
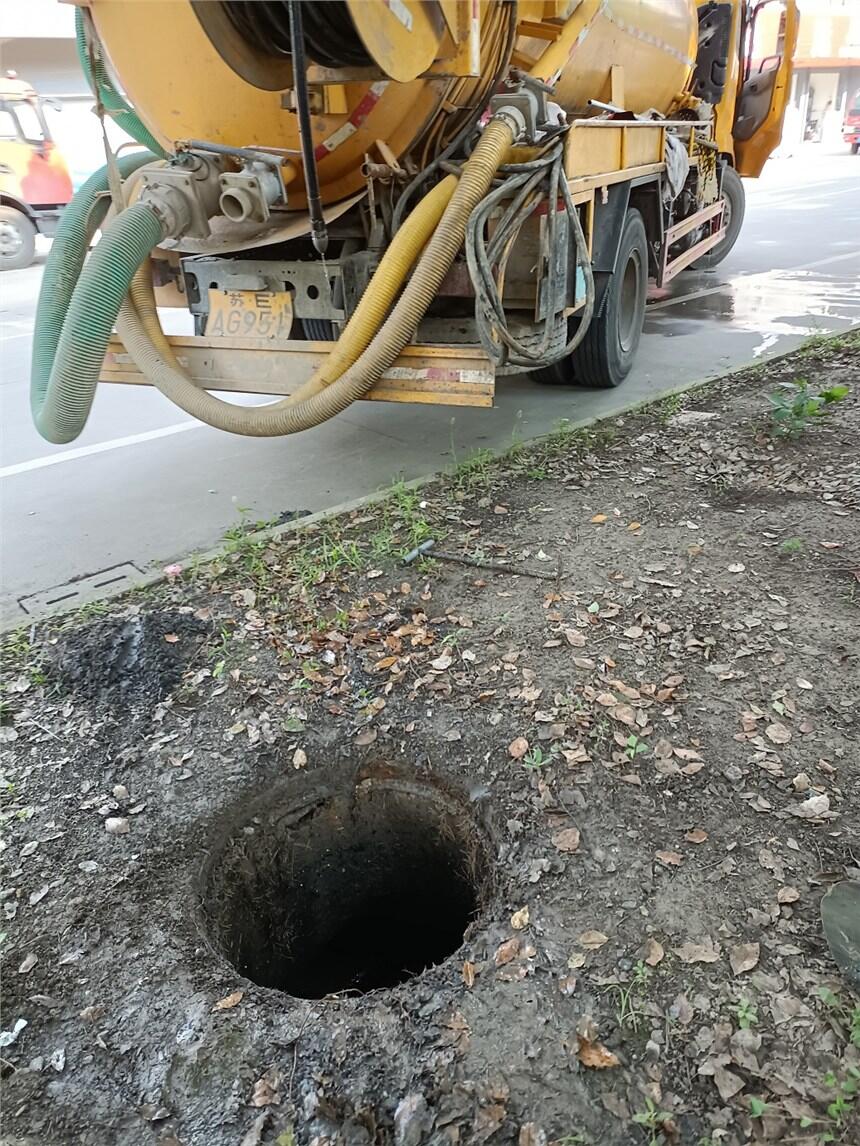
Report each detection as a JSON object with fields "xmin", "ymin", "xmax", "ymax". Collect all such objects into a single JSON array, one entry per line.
[
  {"xmin": 489, "ymin": 77, "xmax": 551, "ymax": 144},
  {"xmin": 138, "ymin": 152, "xmax": 224, "ymax": 239},
  {"xmin": 219, "ymin": 157, "xmax": 286, "ymax": 224}
]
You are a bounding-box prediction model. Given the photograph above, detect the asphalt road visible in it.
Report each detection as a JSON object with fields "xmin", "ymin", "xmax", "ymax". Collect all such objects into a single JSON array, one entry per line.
[{"xmin": 2, "ymin": 147, "xmax": 859, "ymax": 627}]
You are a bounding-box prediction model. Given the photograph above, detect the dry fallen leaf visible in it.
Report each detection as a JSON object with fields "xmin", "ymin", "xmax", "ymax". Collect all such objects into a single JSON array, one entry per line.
[
  {"xmin": 590, "ymin": 514, "xmax": 608, "ymax": 524},
  {"xmin": 796, "ymin": 677, "xmax": 813, "ymax": 690},
  {"xmin": 673, "ymin": 937, "xmax": 721, "ymax": 964},
  {"xmin": 777, "ymin": 886, "xmax": 800, "ymax": 904},
  {"xmin": 563, "ymin": 628, "xmax": 586, "ymax": 648},
  {"xmin": 17, "ymin": 953, "xmax": 38, "ymax": 975},
  {"xmin": 494, "ymin": 938, "xmax": 520, "ymax": 966},
  {"xmin": 251, "ymin": 1068, "xmax": 281, "ymax": 1107},
  {"xmin": 578, "ymin": 930, "xmax": 608, "ymax": 951},
  {"xmin": 511, "ymin": 906, "xmax": 530, "ymax": 931},
  {"xmin": 508, "ymin": 737, "xmax": 529, "ymax": 760},
  {"xmin": 576, "ymin": 1035, "xmax": 619, "ymax": 1069},
  {"xmin": 790, "ymin": 793, "xmax": 830, "ymax": 819},
  {"xmin": 462, "ymin": 961, "xmax": 476, "ymax": 988},
  {"xmin": 713, "ymin": 1064, "xmax": 745, "ymax": 1101},
  {"xmin": 685, "ymin": 828, "xmax": 708, "ymax": 845},
  {"xmin": 655, "ymin": 850, "xmax": 683, "ymax": 867},
  {"xmin": 729, "ymin": 942, "xmax": 760, "ymax": 975},
  {"xmin": 355, "ymin": 726, "xmax": 378, "ymax": 746},
  {"xmin": 163, "ymin": 633, "xmax": 180, "ymax": 644},
  {"xmin": 212, "ymin": 990, "xmax": 244, "ymax": 1012},
  {"xmin": 551, "ymin": 827, "xmax": 581, "ymax": 853},
  {"xmin": 292, "ymin": 747, "xmax": 307, "ymax": 770},
  {"xmin": 644, "ymin": 938, "xmax": 664, "ymax": 967},
  {"xmin": 765, "ymin": 722, "xmax": 792, "ymax": 744},
  {"xmin": 567, "ymin": 951, "xmax": 587, "ymax": 969},
  {"xmin": 518, "ymin": 1124, "xmax": 547, "ymax": 1146}
]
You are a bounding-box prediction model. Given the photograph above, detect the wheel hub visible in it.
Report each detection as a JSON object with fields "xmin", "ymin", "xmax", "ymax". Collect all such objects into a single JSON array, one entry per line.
[{"xmin": 0, "ymin": 221, "xmax": 24, "ymax": 259}]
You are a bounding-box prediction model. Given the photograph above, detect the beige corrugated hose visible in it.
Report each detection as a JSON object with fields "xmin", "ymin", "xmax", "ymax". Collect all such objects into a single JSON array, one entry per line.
[{"xmin": 115, "ymin": 115, "xmax": 516, "ymax": 437}]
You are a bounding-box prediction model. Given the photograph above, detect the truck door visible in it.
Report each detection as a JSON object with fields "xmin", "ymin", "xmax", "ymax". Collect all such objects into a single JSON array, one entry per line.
[{"xmin": 733, "ymin": 0, "xmax": 799, "ymax": 177}]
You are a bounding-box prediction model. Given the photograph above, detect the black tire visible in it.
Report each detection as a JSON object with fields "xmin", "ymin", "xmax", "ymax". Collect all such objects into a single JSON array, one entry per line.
[
  {"xmin": 693, "ymin": 165, "xmax": 745, "ymax": 269},
  {"xmin": 0, "ymin": 206, "xmax": 37, "ymax": 271},
  {"xmin": 851, "ymin": 142, "xmax": 859, "ymax": 155},
  {"xmin": 534, "ymin": 207, "xmax": 648, "ymax": 389}
]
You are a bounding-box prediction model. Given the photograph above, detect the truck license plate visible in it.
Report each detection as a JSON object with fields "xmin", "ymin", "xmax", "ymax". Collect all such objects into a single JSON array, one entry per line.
[{"xmin": 206, "ymin": 289, "xmax": 293, "ymax": 339}]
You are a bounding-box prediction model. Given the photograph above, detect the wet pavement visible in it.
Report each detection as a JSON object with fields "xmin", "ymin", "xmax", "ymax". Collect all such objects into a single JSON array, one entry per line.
[{"xmin": 2, "ymin": 146, "xmax": 859, "ymax": 626}]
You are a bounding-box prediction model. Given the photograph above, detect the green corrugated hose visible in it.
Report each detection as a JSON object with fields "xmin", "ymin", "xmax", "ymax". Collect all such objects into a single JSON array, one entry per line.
[
  {"xmin": 32, "ymin": 201, "xmax": 164, "ymax": 444},
  {"xmin": 74, "ymin": 8, "xmax": 167, "ymax": 159},
  {"xmin": 30, "ymin": 151, "xmax": 156, "ymax": 441}
]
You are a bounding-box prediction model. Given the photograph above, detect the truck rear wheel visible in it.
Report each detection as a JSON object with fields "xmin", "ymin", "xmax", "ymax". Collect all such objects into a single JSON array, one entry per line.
[
  {"xmin": 534, "ymin": 207, "xmax": 647, "ymax": 389},
  {"xmin": 0, "ymin": 206, "xmax": 37, "ymax": 271},
  {"xmin": 692, "ymin": 166, "xmax": 745, "ymax": 269}
]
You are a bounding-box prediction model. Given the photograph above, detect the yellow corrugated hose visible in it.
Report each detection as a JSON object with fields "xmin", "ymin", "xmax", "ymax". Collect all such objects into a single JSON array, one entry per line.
[{"xmin": 115, "ymin": 116, "xmax": 515, "ymax": 436}]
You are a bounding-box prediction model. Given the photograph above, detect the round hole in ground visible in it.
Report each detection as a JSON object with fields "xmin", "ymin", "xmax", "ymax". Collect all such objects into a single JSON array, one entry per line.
[{"xmin": 201, "ymin": 768, "xmax": 492, "ymax": 999}]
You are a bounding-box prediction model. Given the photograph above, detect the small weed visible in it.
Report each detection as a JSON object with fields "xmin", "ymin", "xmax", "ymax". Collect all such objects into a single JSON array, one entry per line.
[
  {"xmin": 624, "ymin": 733, "xmax": 648, "ymax": 760},
  {"xmin": 612, "ymin": 961, "xmax": 651, "ymax": 1033},
  {"xmin": 799, "ymin": 1066, "xmax": 859, "ymax": 1142},
  {"xmin": 734, "ymin": 998, "xmax": 758, "ymax": 1029},
  {"xmin": 522, "ymin": 746, "xmax": 553, "ymax": 770},
  {"xmin": 816, "ymin": 985, "xmax": 860, "ymax": 1049},
  {"xmin": 749, "ymin": 1096, "xmax": 770, "ymax": 1118},
  {"xmin": 779, "ymin": 536, "xmax": 804, "ymax": 556},
  {"xmin": 453, "ymin": 447, "xmax": 495, "ymax": 489},
  {"xmin": 799, "ymin": 329, "xmax": 860, "ymax": 355},
  {"xmin": 657, "ymin": 392, "xmax": 685, "ymax": 422},
  {"xmin": 768, "ymin": 378, "xmax": 849, "ymax": 437},
  {"xmin": 552, "ymin": 1136, "xmax": 590, "ymax": 1146},
  {"xmin": 632, "ymin": 1097, "xmax": 673, "ymax": 1146}
]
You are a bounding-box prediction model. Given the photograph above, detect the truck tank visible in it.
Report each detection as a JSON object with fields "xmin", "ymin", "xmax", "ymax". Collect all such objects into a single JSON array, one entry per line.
[{"xmin": 87, "ymin": 0, "xmax": 697, "ymax": 217}]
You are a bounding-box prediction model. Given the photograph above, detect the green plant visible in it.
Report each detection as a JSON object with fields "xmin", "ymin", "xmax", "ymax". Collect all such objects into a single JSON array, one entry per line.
[
  {"xmin": 817, "ymin": 986, "xmax": 860, "ymax": 1049},
  {"xmin": 768, "ymin": 378, "xmax": 849, "ymax": 437},
  {"xmin": 523, "ymin": 746, "xmax": 553, "ymax": 770},
  {"xmin": 734, "ymin": 998, "xmax": 758, "ymax": 1030},
  {"xmin": 453, "ymin": 447, "xmax": 495, "ymax": 490},
  {"xmin": 632, "ymin": 1097, "xmax": 673, "ymax": 1146},
  {"xmin": 657, "ymin": 392, "xmax": 684, "ymax": 422},
  {"xmin": 799, "ymin": 1067, "xmax": 859, "ymax": 1142},
  {"xmin": 552, "ymin": 1135, "xmax": 589, "ymax": 1146},
  {"xmin": 749, "ymin": 1097, "xmax": 770, "ymax": 1118},
  {"xmin": 779, "ymin": 536, "xmax": 804, "ymax": 556},
  {"xmin": 624, "ymin": 733, "xmax": 648, "ymax": 760},
  {"xmin": 613, "ymin": 961, "xmax": 650, "ymax": 1033}
]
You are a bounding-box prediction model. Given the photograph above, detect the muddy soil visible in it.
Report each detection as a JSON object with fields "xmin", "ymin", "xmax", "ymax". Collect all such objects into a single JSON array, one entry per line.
[{"xmin": 1, "ymin": 335, "xmax": 858, "ymax": 1146}]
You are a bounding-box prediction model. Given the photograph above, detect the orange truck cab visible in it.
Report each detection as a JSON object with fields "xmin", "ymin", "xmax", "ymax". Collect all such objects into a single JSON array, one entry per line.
[
  {"xmin": 845, "ymin": 91, "xmax": 860, "ymax": 154},
  {"xmin": 0, "ymin": 74, "xmax": 73, "ymax": 270}
]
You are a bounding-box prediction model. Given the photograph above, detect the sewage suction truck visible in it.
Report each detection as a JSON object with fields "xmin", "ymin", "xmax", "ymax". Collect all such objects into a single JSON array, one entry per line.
[{"xmin": 31, "ymin": 0, "xmax": 796, "ymax": 443}]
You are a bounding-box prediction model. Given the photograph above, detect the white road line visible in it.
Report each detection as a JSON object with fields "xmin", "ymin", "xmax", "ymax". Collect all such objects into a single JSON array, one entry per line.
[
  {"xmin": 0, "ymin": 420, "xmax": 200, "ymax": 478},
  {"xmin": 648, "ymin": 249, "xmax": 860, "ymax": 313}
]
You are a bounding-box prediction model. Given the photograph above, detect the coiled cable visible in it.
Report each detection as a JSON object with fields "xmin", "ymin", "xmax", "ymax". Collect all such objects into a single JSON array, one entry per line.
[{"xmin": 465, "ymin": 136, "xmax": 595, "ymax": 370}]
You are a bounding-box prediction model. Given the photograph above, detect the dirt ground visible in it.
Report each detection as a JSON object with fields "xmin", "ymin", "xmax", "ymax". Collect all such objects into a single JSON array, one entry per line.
[{"xmin": 2, "ymin": 333, "xmax": 858, "ymax": 1146}]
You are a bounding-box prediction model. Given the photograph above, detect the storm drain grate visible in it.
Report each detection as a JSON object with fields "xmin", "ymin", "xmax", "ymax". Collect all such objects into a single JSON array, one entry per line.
[{"xmin": 18, "ymin": 563, "xmax": 145, "ymax": 616}]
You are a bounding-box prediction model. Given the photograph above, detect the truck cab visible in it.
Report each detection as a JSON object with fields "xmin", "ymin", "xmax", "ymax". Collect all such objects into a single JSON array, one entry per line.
[{"xmin": 0, "ymin": 74, "xmax": 73, "ymax": 270}]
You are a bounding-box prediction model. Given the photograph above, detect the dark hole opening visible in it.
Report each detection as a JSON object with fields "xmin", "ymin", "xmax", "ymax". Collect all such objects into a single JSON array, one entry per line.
[{"xmin": 203, "ymin": 776, "xmax": 489, "ymax": 998}]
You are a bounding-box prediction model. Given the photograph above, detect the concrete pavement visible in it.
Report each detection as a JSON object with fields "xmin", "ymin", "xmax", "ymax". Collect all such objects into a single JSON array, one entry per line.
[{"xmin": 2, "ymin": 147, "xmax": 859, "ymax": 627}]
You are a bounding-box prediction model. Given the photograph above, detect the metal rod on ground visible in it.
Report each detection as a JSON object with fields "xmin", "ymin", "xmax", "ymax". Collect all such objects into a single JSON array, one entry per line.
[{"xmin": 402, "ymin": 538, "xmax": 560, "ymax": 580}]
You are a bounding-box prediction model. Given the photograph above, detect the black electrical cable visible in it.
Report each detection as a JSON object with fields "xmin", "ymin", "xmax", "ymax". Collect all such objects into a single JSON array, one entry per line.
[
  {"xmin": 465, "ymin": 136, "xmax": 595, "ymax": 370},
  {"xmin": 287, "ymin": 0, "xmax": 328, "ymax": 255},
  {"xmin": 222, "ymin": 1, "xmax": 371, "ymax": 67},
  {"xmin": 391, "ymin": 0, "xmax": 518, "ymax": 234}
]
